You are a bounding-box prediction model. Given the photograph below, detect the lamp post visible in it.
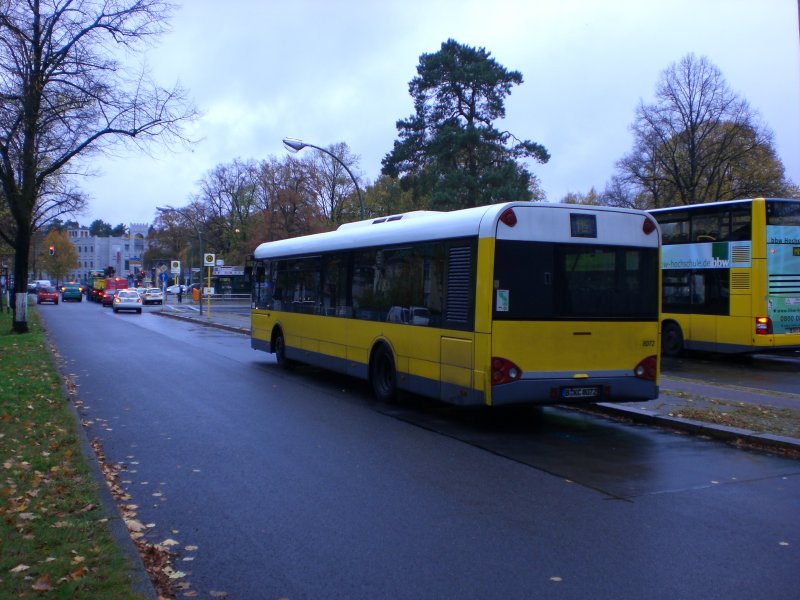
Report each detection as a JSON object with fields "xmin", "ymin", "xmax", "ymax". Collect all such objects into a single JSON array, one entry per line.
[
  {"xmin": 156, "ymin": 205, "xmax": 208, "ymax": 318},
  {"xmin": 282, "ymin": 138, "xmax": 366, "ymax": 219}
]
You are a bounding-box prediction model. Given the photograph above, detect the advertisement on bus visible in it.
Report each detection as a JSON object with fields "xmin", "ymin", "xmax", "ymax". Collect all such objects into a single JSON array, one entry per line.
[{"xmin": 767, "ymin": 224, "xmax": 800, "ymax": 335}]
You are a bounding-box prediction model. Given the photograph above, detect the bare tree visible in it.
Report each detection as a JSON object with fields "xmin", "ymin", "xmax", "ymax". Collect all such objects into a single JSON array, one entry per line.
[
  {"xmin": 0, "ymin": 0, "xmax": 197, "ymax": 332},
  {"xmin": 197, "ymin": 159, "xmax": 258, "ymax": 262},
  {"xmin": 304, "ymin": 142, "xmax": 362, "ymax": 225},
  {"xmin": 253, "ymin": 156, "xmax": 326, "ymax": 241},
  {"xmin": 616, "ymin": 53, "xmax": 790, "ymax": 209}
]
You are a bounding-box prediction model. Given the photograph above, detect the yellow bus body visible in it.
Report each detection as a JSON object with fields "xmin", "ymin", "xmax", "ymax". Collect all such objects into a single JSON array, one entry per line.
[
  {"xmin": 251, "ymin": 202, "xmax": 661, "ymax": 406},
  {"xmin": 653, "ymin": 198, "xmax": 800, "ymax": 354},
  {"xmin": 252, "ymin": 310, "xmax": 660, "ymax": 407}
]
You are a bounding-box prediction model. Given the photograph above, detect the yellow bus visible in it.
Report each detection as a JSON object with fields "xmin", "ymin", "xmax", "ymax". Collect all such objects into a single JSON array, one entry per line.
[
  {"xmin": 250, "ymin": 202, "xmax": 661, "ymax": 406},
  {"xmin": 650, "ymin": 197, "xmax": 800, "ymax": 355}
]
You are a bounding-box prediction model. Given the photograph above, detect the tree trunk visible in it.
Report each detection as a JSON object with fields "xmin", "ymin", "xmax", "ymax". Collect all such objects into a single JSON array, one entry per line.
[{"xmin": 12, "ymin": 224, "xmax": 31, "ymax": 334}]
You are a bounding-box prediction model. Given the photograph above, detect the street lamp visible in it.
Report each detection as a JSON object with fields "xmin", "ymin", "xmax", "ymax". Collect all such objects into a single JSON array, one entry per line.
[
  {"xmin": 282, "ymin": 138, "xmax": 366, "ymax": 219},
  {"xmin": 157, "ymin": 205, "xmax": 208, "ymax": 318}
]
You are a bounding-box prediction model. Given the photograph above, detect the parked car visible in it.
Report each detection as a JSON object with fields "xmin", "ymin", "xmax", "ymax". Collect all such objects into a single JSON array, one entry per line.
[
  {"xmin": 36, "ymin": 286, "xmax": 59, "ymax": 304},
  {"xmin": 28, "ymin": 279, "xmax": 52, "ymax": 294},
  {"xmin": 113, "ymin": 289, "xmax": 143, "ymax": 314},
  {"xmin": 60, "ymin": 282, "xmax": 83, "ymax": 302},
  {"xmin": 141, "ymin": 287, "xmax": 164, "ymax": 305},
  {"xmin": 166, "ymin": 284, "xmax": 187, "ymax": 294},
  {"xmin": 100, "ymin": 289, "xmax": 116, "ymax": 307}
]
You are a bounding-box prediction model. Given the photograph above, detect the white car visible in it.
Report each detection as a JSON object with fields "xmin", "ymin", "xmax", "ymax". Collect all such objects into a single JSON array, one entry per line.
[
  {"xmin": 112, "ymin": 289, "xmax": 143, "ymax": 314},
  {"xmin": 141, "ymin": 288, "xmax": 164, "ymax": 305},
  {"xmin": 166, "ymin": 284, "xmax": 187, "ymax": 294}
]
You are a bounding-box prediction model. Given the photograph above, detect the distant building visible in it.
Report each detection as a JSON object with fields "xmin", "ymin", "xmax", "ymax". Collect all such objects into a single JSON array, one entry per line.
[{"xmin": 66, "ymin": 223, "xmax": 150, "ymax": 282}]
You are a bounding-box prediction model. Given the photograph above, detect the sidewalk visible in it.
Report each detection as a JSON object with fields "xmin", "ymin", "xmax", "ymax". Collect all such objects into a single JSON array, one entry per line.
[
  {"xmin": 591, "ymin": 379, "xmax": 800, "ymax": 454},
  {"xmin": 157, "ymin": 301, "xmax": 250, "ymax": 334},
  {"xmin": 155, "ymin": 306, "xmax": 800, "ymax": 454}
]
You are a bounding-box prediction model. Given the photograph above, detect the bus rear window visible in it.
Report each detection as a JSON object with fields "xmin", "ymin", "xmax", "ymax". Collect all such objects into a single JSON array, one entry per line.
[{"xmin": 493, "ymin": 241, "xmax": 658, "ymax": 320}]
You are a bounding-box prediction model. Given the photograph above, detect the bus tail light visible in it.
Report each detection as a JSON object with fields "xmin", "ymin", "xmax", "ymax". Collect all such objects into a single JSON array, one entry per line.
[
  {"xmin": 499, "ymin": 208, "xmax": 517, "ymax": 227},
  {"xmin": 491, "ymin": 357, "xmax": 522, "ymax": 385},
  {"xmin": 642, "ymin": 217, "xmax": 657, "ymax": 235},
  {"xmin": 634, "ymin": 355, "xmax": 657, "ymax": 381},
  {"xmin": 755, "ymin": 317, "xmax": 772, "ymax": 335}
]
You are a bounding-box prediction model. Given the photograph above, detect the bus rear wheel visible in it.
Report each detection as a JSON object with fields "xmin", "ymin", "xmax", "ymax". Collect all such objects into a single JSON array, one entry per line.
[
  {"xmin": 662, "ymin": 322, "xmax": 684, "ymax": 357},
  {"xmin": 274, "ymin": 329, "xmax": 293, "ymax": 370},
  {"xmin": 370, "ymin": 345, "xmax": 397, "ymax": 403}
]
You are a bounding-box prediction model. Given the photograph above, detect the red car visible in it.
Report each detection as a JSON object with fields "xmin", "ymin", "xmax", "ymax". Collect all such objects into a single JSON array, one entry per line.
[
  {"xmin": 36, "ymin": 286, "xmax": 59, "ymax": 304},
  {"xmin": 100, "ymin": 289, "xmax": 117, "ymax": 307}
]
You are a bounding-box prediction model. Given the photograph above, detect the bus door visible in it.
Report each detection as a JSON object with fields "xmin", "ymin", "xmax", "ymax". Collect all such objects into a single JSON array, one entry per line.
[{"xmin": 440, "ymin": 336, "xmax": 474, "ymax": 404}]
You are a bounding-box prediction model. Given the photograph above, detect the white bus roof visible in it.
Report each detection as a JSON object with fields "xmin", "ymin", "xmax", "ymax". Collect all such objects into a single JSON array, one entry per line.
[
  {"xmin": 649, "ymin": 197, "xmax": 800, "ymax": 215},
  {"xmin": 253, "ymin": 202, "xmax": 658, "ymax": 260}
]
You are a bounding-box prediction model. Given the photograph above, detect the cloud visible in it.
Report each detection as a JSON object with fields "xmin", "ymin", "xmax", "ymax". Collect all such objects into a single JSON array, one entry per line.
[{"xmin": 80, "ymin": 0, "xmax": 800, "ymax": 225}]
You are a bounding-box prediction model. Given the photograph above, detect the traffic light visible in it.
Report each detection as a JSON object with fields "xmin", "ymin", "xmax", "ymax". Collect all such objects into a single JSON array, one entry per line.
[{"xmin": 48, "ymin": 245, "xmax": 55, "ymax": 256}]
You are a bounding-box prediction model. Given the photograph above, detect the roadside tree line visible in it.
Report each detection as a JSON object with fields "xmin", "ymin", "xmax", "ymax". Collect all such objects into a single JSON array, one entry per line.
[{"xmin": 1, "ymin": 2, "xmax": 796, "ymax": 333}]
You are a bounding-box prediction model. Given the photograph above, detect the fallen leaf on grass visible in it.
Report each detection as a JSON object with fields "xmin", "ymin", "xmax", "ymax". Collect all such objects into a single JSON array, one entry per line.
[
  {"xmin": 32, "ymin": 574, "xmax": 54, "ymax": 591},
  {"xmin": 10, "ymin": 564, "xmax": 30, "ymax": 573},
  {"xmin": 65, "ymin": 565, "xmax": 89, "ymax": 581}
]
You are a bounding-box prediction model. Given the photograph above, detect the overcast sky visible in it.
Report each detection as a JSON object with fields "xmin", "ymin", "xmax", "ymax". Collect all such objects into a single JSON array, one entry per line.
[{"xmin": 77, "ymin": 0, "xmax": 800, "ymax": 227}]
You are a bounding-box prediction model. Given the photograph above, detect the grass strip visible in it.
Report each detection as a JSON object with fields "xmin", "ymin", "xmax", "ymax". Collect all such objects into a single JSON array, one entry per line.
[{"xmin": 0, "ymin": 307, "xmax": 145, "ymax": 599}]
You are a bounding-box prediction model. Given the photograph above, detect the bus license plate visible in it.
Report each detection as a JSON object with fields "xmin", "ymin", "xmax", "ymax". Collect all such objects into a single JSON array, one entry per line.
[{"xmin": 561, "ymin": 386, "xmax": 600, "ymax": 399}]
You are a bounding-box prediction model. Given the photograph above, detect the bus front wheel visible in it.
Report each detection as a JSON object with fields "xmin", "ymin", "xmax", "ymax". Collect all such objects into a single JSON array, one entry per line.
[
  {"xmin": 662, "ymin": 322, "xmax": 684, "ymax": 357},
  {"xmin": 371, "ymin": 345, "xmax": 397, "ymax": 403}
]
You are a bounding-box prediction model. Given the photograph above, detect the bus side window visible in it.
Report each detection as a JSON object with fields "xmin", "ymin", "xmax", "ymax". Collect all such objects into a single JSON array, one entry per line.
[
  {"xmin": 730, "ymin": 209, "xmax": 751, "ymax": 241},
  {"xmin": 254, "ymin": 265, "xmax": 272, "ymax": 309},
  {"xmin": 322, "ymin": 254, "xmax": 350, "ymax": 317},
  {"xmin": 692, "ymin": 213, "xmax": 721, "ymax": 243},
  {"xmin": 660, "ymin": 220, "xmax": 689, "ymax": 244}
]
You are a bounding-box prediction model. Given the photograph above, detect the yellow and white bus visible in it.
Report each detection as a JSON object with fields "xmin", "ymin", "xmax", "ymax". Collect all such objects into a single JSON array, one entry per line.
[
  {"xmin": 650, "ymin": 197, "xmax": 800, "ymax": 355},
  {"xmin": 250, "ymin": 202, "xmax": 661, "ymax": 406}
]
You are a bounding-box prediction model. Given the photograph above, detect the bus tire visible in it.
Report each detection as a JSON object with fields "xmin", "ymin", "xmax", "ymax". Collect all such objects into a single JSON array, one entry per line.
[
  {"xmin": 370, "ymin": 344, "xmax": 397, "ymax": 403},
  {"xmin": 662, "ymin": 321, "xmax": 684, "ymax": 357},
  {"xmin": 273, "ymin": 329, "xmax": 293, "ymax": 370}
]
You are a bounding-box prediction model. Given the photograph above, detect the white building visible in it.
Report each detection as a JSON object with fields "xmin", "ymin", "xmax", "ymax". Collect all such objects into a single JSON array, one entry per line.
[{"xmin": 66, "ymin": 223, "xmax": 150, "ymax": 282}]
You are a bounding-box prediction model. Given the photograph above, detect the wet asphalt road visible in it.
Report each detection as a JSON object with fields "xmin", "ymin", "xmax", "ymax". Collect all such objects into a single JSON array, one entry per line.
[{"xmin": 38, "ymin": 301, "xmax": 800, "ymax": 599}]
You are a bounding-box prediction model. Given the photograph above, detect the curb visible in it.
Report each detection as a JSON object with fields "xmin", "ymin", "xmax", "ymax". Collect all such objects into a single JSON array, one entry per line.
[
  {"xmin": 583, "ymin": 403, "xmax": 800, "ymax": 455},
  {"xmin": 155, "ymin": 310, "xmax": 249, "ymax": 335}
]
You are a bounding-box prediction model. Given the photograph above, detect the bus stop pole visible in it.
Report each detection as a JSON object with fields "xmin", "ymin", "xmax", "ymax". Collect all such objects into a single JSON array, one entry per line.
[{"xmin": 205, "ymin": 265, "xmax": 211, "ymax": 319}]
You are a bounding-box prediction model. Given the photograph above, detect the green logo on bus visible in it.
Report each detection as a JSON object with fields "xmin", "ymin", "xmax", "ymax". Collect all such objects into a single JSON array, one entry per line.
[{"xmin": 711, "ymin": 242, "xmax": 728, "ymax": 261}]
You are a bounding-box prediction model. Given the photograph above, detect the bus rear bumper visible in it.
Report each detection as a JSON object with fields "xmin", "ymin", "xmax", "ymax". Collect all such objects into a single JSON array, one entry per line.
[{"xmin": 490, "ymin": 376, "xmax": 659, "ymax": 406}]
